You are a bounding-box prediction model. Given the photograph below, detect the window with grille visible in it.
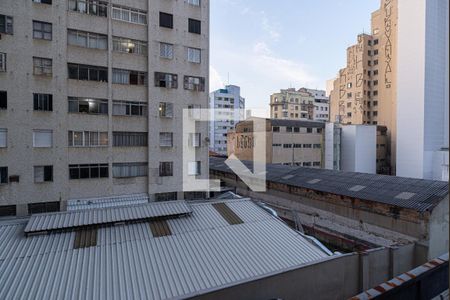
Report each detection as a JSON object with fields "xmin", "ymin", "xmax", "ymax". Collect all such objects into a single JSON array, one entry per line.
[
  {"xmin": 68, "ymin": 63, "xmax": 108, "ymax": 82},
  {"xmin": 68, "ymin": 29, "xmax": 107, "ymax": 50},
  {"xmin": 113, "ymin": 132, "xmax": 148, "ymax": 147},
  {"xmin": 68, "ymin": 131, "xmax": 108, "ymax": 147},
  {"xmin": 187, "ymin": 47, "xmax": 201, "ymax": 63},
  {"xmin": 0, "ymin": 15, "xmax": 13, "ymax": 34},
  {"xmin": 33, "ymin": 57, "xmax": 52, "ymax": 76},
  {"xmin": 159, "ymin": 132, "xmax": 173, "ymax": 148},
  {"xmin": 33, "ymin": 94, "xmax": 53, "ymax": 111},
  {"xmin": 188, "ymin": 18, "xmax": 201, "ymax": 34},
  {"xmin": 154, "ymin": 72, "xmax": 178, "ymax": 88},
  {"xmin": 0, "ymin": 91, "xmax": 6, "ymax": 110},
  {"xmin": 34, "ymin": 166, "xmax": 53, "ymax": 183},
  {"xmin": 112, "ymin": 5, "xmax": 147, "ymax": 24},
  {"xmin": 185, "ymin": 0, "xmax": 200, "ymax": 6},
  {"xmin": 68, "ymin": 97, "xmax": 108, "ymax": 115},
  {"xmin": 113, "ymin": 163, "xmax": 147, "ymax": 178},
  {"xmin": 113, "ymin": 37, "xmax": 147, "ymax": 55},
  {"xmin": 33, "ymin": 0, "xmax": 52, "ymax": 4},
  {"xmin": 0, "ymin": 205, "xmax": 15, "ymax": 217},
  {"xmin": 0, "ymin": 53, "xmax": 6, "ymax": 72},
  {"xmin": 0, "ymin": 167, "xmax": 7, "ymax": 184},
  {"xmin": 0, "ymin": 129, "xmax": 6, "ymax": 148},
  {"xmin": 113, "ymin": 101, "xmax": 147, "ymax": 116},
  {"xmin": 159, "ymin": 12, "xmax": 173, "ymax": 28},
  {"xmin": 159, "ymin": 102, "xmax": 173, "ymax": 118},
  {"xmin": 188, "ymin": 161, "xmax": 201, "ymax": 176},
  {"xmin": 159, "ymin": 162, "xmax": 173, "ymax": 177},
  {"xmin": 160, "ymin": 43, "xmax": 173, "ymax": 59},
  {"xmin": 68, "ymin": 0, "xmax": 108, "ymax": 17},
  {"xmin": 69, "ymin": 164, "xmax": 109, "ymax": 179},
  {"xmin": 113, "ymin": 68, "xmax": 147, "ymax": 85},
  {"xmin": 33, "ymin": 130, "xmax": 52, "ymax": 148},
  {"xmin": 187, "ymin": 104, "xmax": 201, "ymax": 119},
  {"xmin": 184, "ymin": 76, "xmax": 205, "ymax": 91},
  {"xmin": 33, "ymin": 21, "xmax": 52, "ymax": 40},
  {"xmin": 28, "ymin": 202, "xmax": 60, "ymax": 214},
  {"xmin": 155, "ymin": 192, "xmax": 177, "ymax": 202}
]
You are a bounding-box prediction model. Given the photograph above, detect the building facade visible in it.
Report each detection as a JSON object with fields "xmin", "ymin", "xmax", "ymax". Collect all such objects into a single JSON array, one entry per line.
[
  {"xmin": 227, "ymin": 118, "xmax": 325, "ymax": 167},
  {"xmin": 329, "ymin": 0, "xmax": 398, "ymax": 174},
  {"xmin": 0, "ymin": 0, "xmax": 210, "ymax": 217},
  {"xmin": 302, "ymin": 88, "xmax": 330, "ymax": 122},
  {"xmin": 209, "ymin": 85, "xmax": 245, "ymax": 155}
]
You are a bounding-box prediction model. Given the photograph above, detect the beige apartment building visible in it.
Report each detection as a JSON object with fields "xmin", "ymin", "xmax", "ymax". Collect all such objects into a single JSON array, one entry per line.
[
  {"xmin": 270, "ymin": 88, "xmax": 315, "ymax": 120},
  {"xmin": 0, "ymin": 0, "xmax": 209, "ymax": 216},
  {"xmin": 227, "ymin": 118, "xmax": 325, "ymax": 167},
  {"xmin": 330, "ymin": 0, "xmax": 397, "ymax": 174}
]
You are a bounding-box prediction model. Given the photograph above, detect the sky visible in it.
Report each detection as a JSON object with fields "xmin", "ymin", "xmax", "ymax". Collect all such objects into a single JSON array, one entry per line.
[{"xmin": 210, "ymin": 0, "xmax": 380, "ymax": 116}]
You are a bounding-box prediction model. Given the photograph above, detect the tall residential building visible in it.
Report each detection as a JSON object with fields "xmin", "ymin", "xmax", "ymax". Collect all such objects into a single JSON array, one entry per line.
[
  {"xmin": 209, "ymin": 85, "xmax": 245, "ymax": 155},
  {"xmin": 0, "ymin": 0, "xmax": 210, "ymax": 217},
  {"xmin": 270, "ymin": 88, "xmax": 329, "ymax": 121},
  {"xmin": 330, "ymin": 0, "xmax": 448, "ymax": 180},
  {"xmin": 396, "ymin": 0, "xmax": 449, "ymax": 180}
]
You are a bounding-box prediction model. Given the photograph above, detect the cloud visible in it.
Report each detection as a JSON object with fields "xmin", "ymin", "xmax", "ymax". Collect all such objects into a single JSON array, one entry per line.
[
  {"xmin": 209, "ymin": 65, "xmax": 225, "ymax": 92},
  {"xmin": 260, "ymin": 11, "xmax": 280, "ymax": 41}
]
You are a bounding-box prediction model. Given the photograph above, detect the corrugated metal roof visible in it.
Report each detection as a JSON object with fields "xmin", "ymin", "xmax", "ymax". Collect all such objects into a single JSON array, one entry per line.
[
  {"xmin": 67, "ymin": 194, "xmax": 149, "ymax": 211},
  {"xmin": 210, "ymin": 157, "xmax": 449, "ymax": 212},
  {"xmin": 0, "ymin": 199, "xmax": 329, "ymax": 300},
  {"xmin": 24, "ymin": 200, "xmax": 192, "ymax": 234}
]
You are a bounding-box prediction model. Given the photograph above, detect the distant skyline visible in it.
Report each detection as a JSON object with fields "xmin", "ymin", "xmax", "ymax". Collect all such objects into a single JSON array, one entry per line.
[{"xmin": 210, "ymin": 0, "xmax": 379, "ymax": 115}]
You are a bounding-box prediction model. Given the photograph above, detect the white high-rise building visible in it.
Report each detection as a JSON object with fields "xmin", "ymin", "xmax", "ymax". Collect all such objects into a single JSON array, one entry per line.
[
  {"xmin": 0, "ymin": 0, "xmax": 210, "ymax": 217},
  {"xmin": 396, "ymin": 0, "xmax": 449, "ymax": 180},
  {"xmin": 209, "ymin": 85, "xmax": 245, "ymax": 155}
]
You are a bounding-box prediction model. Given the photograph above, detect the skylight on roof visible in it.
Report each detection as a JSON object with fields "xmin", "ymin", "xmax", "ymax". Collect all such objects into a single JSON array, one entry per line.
[
  {"xmin": 282, "ymin": 175, "xmax": 295, "ymax": 180},
  {"xmin": 349, "ymin": 185, "xmax": 366, "ymax": 192},
  {"xmin": 395, "ymin": 192, "xmax": 416, "ymax": 200},
  {"xmin": 307, "ymin": 179, "xmax": 321, "ymax": 184}
]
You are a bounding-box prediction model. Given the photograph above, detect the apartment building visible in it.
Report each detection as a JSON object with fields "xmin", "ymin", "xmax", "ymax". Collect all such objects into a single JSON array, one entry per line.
[
  {"xmin": 270, "ymin": 88, "xmax": 329, "ymax": 122},
  {"xmin": 209, "ymin": 85, "xmax": 245, "ymax": 155},
  {"xmin": 227, "ymin": 118, "xmax": 325, "ymax": 167},
  {"xmin": 0, "ymin": 0, "xmax": 209, "ymax": 216}
]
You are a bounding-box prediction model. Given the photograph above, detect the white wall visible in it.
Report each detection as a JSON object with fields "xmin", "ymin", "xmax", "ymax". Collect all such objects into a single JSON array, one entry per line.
[{"xmin": 341, "ymin": 125, "xmax": 376, "ymax": 174}]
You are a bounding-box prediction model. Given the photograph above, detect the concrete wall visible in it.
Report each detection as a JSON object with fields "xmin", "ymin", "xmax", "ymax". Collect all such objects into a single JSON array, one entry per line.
[
  {"xmin": 194, "ymin": 246, "xmax": 415, "ymax": 300},
  {"xmin": 341, "ymin": 125, "xmax": 376, "ymax": 174},
  {"xmin": 428, "ymin": 195, "xmax": 449, "ymax": 260}
]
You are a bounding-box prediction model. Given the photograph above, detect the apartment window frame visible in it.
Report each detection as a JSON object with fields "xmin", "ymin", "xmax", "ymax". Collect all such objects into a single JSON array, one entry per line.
[
  {"xmin": 33, "ymin": 20, "xmax": 52, "ymax": 40},
  {"xmin": 33, "ymin": 93, "xmax": 53, "ymax": 111},
  {"xmin": 113, "ymin": 132, "xmax": 148, "ymax": 147},
  {"xmin": 0, "ymin": 167, "xmax": 7, "ymax": 184},
  {"xmin": 68, "ymin": 131, "xmax": 108, "ymax": 147},
  {"xmin": 113, "ymin": 36, "xmax": 147, "ymax": 55},
  {"xmin": 33, "ymin": 0, "xmax": 52, "ymax": 4},
  {"xmin": 187, "ymin": 47, "xmax": 201, "ymax": 63},
  {"xmin": 69, "ymin": 164, "xmax": 109, "ymax": 180},
  {"xmin": 0, "ymin": 129, "xmax": 6, "ymax": 148},
  {"xmin": 68, "ymin": 0, "xmax": 108, "ymax": 17},
  {"xmin": 189, "ymin": 133, "xmax": 201, "ymax": 148},
  {"xmin": 187, "ymin": 161, "xmax": 201, "ymax": 176},
  {"xmin": 0, "ymin": 15, "xmax": 13, "ymax": 35},
  {"xmin": 188, "ymin": 18, "xmax": 201, "ymax": 34},
  {"xmin": 34, "ymin": 165, "xmax": 53, "ymax": 183},
  {"xmin": 0, "ymin": 91, "xmax": 6, "ymax": 110},
  {"xmin": 184, "ymin": 76, "xmax": 205, "ymax": 91},
  {"xmin": 33, "ymin": 129, "xmax": 53, "ymax": 148},
  {"xmin": 28, "ymin": 201, "xmax": 60, "ymax": 214},
  {"xmin": 113, "ymin": 163, "xmax": 147, "ymax": 178},
  {"xmin": 68, "ymin": 29, "xmax": 107, "ymax": 50},
  {"xmin": 159, "ymin": 12, "xmax": 173, "ymax": 28},
  {"xmin": 159, "ymin": 132, "xmax": 174, "ymax": 148},
  {"xmin": 112, "ymin": 68, "xmax": 147, "ymax": 85},
  {"xmin": 112, "ymin": 100, "xmax": 147, "ymax": 117},
  {"xmin": 185, "ymin": 0, "xmax": 200, "ymax": 6},
  {"xmin": 159, "ymin": 162, "xmax": 173, "ymax": 177},
  {"xmin": 68, "ymin": 97, "xmax": 108, "ymax": 115},
  {"xmin": 33, "ymin": 57, "xmax": 52, "ymax": 76},
  {"xmin": 155, "ymin": 72, "xmax": 178, "ymax": 89},
  {"xmin": 0, "ymin": 205, "xmax": 15, "ymax": 217},
  {"xmin": 0, "ymin": 53, "xmax": 6, "ymax": 72},
  {"xmin": 68, "ymin": 63, "xmax": 108, "ymax": 82},
  {"xmin": 159, "ymin": 42, "xmax": 174, "ymax": 59},
  {"xmin": 159, "ymin": 102, "xmax": 173, "ymax": 118}
]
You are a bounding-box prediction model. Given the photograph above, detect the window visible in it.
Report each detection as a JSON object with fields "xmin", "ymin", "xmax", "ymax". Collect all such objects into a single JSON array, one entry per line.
[
  {"xmin": 33, "ymin": 21, "xmax": 52, "ymax": 40},
  {"xmin": 0, "ymin": 129, "xmax": 6, "ymax": 148},
  {"xmin": 112, "ymin": 69, "xmax": 147, "ymax": 85},
  {"xmin": 113, "ymin": 163, "xmax": 147, "ymax": 178},
  {"xmin": 34, "ymin": 166, "xmax": 53, "ymax": 183},
  {"xmin": 188, "ymin": 161, "xmax": 201, "ymax": 176},
  {"xmin": 68, "ymin": 63, "xmax": 107, "ymax": 82},
  {"xmin": 187, "ymin": 47, "xmax": 201, "ymax": 63},
  {"xmin": 68, "ymin": 0, "xmax": 108, "ymax": 17},
  {"xmin": 68, "ymin": 97, "xmax": 108, "ymax": 115},
  {"xmin": 112, "ymin": 5, "xmax": 147, "ymax": 24},
  {"xmin": 286, "ymin": 127, "xmax": 293, "ymax": 133},
  {"xmin": 303, "ymin": 144, "xmax": 312, "ymax": 148},
  {"xmin": 184, "ymin": 76, "xmax": 205, "ymax": 91},
  {"xmin": 33, "ymin": 57, "xmax": 52, "ymax": 76},
  {"xmin": 373, "ymin": 101, "xmax": 378, "ymax": 106},
  {"xmin": 272, "ymin": 126, "xmax": 280, "ymax": 132},
  {"xmin": 113, "ymin": 132, "xmax": 147, "ymax": 147},
  {"xmin": 373, "ymin": 70, "xmax": 379, "ymax": 76},
  {"xmin": 373, "ymin": 111, "xmax": 378, "ymax": 116},
  {"xmin": 374, "ymin": 59, "xmax": 379, "ymax": 65},
  {"xmin": 28, "ymin": 202, "xmax": 60, "ymax": 214},
  {"xmin": 155, "ymin": 192, "xmax": 177, "ymax": 202},
  {"xmin": 283, "ymin": 144, "xmax": 292, "ymax": 149},
  {"xmin": 68, "ymin": 29, "xmax": 107, "ymax": 50},
  {"xmin": 189, "ymin": 133, "xmax": 201, "ymax": 147},
  {"xmin": 0, "ymin": 167, "xmax": 7, "ymax": 184},
  {"xmin": 313, "ymin": 144, "xmax": 321, "ymax": 149},
  {"xmin": 373, "ymin": 90, "xmax": 378, "ymax": 96},
  {"xmin": 306, "ymin": 128, "xmax": 313, "ymax": 133},
  {"xmin": 159, "ymin": 162, "xmax": 173, "ymax": 177},
  {"xmin": 0, "ymin": 15, "xmax": 13, "ymax": 34},
  {"xmin": 0, "ymin": 53, "xmax": 6, "ymax": 72},
  {"xmin": 188, "ymin": 104, "xmax": 201, "ymax": 119},
  {"xmin": 113, "ymin": 37, "xmax": 147, "ymax": 55},
  {"xmin": 33, "ymin": 130, "xmax": 52, "ymax": 148},
  {"xmin": 159, "ymin": 43, "xmax": 173, "ymax": 59},
  {"xmin": 347, "ymin": 102, "xmax": 352, "ymax": 108},
  {"xmin": 69, "ymin": 164, "xmax": 108, "ymax": 179},
  {"xmin": 374, "ymin": 80, "xmax": 379, "ymax": 86},
  {"xmin": 0, "ymin": 91, "xmax": 6, "ymax": 109},
  {"xmin": 68, "ymin": 131, "xmax": 108, "ymax": 147},
  {"xmin": 159, "ymin": 132, "xmax": 173, "ymax": 148},
  {"xmin": 347, "ymin": 93, "xmax": 352, "ymax": 98},
  {"xmin": 373, "ymin": 39, "xmax": 379, "ymax": 45},
  {"xmin": 347, "ymin": 82, "xmax": 352, "ymax": 88},
  {"xmin": 159, "ymin": 12, "xmax": 173, "ymax": 28},
  {"xmin": 188, "ymin": 18, "xmax": 201, "ymax": 34},
  {"xmin": 159, "ymin": 102, "xmax": 173, "ymax": 118},
  {"xmin": 155, "ymin": 72, "xmax": 178, "ymax": 88},
  {"xmin": 33, "ymin": 94, "xmax": 53, "ymax": 111},
  {"xmin": 0, "ymin": 205, "xmax": 15, "ymax": 217},
  {"xmin": 186, "ymin": 0, "xmax": 200, "ymax": 6},
  {"xmin": 293, "ymin": 144, "xmax": 302, "ymax": 148},
  {"xmin": 33, "ymin": 0, "xmax": 52, "ymax": 4},
  {"xmin": 113, "ymin": 100, "xmax": 146, "ymax": 116},
  {"xmin": 347, "ymin": 112, "xmax": 352, "ymax": 117}
]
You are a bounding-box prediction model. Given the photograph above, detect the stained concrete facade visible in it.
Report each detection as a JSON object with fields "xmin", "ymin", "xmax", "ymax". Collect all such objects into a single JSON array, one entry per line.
[{"xmin": 0, "ymin": 0, "xmax": 209, "ymax": 216}]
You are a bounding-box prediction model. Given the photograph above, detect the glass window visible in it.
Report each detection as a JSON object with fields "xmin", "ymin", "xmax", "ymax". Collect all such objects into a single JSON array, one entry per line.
[
  {"xmin": 188, "ymin": 18, "xmax": 201, "ymax": 34},
  {"xmin": 159, "ymin": 12, "xmax": 173, "ymax": 28},
  {"xmin": 33, "ymin": 21, "xmax": 52, "ymax": 40},
  {"xmin": 0, "ymin": 15, "xmax": 14, "ymax": 34},
  {"xmin": 33, "ymin": 57, "xmax": 52, "ymax": 76},
  {"xmin": 33, "ymin": 130, "xmax": 52, "ymax": 147},
  {"xmin": 187, "ymin": 47, "xmax": 201, "ymax": 63}
]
